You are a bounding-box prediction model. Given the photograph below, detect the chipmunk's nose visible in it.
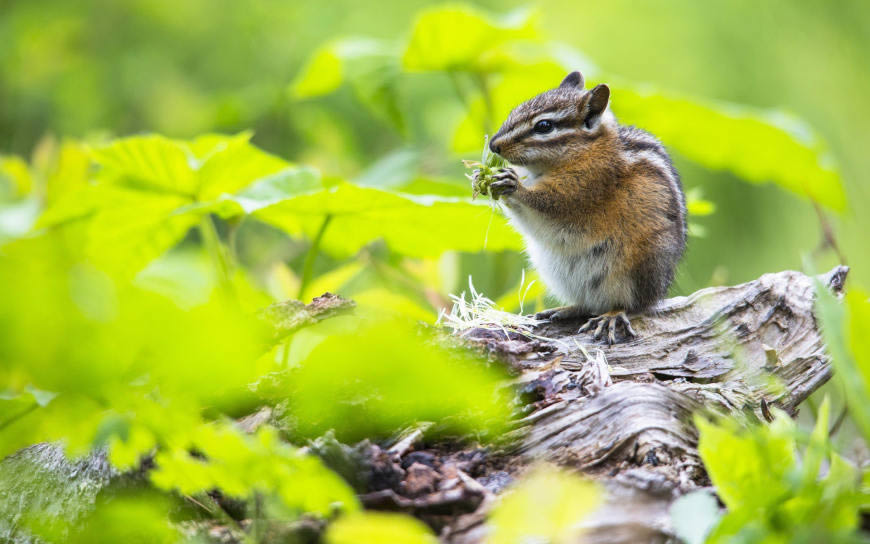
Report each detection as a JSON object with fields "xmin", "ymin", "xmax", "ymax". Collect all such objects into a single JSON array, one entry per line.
[{"xmin": 489, "ymin": 139, "xmax": 502, "ymax": 154}]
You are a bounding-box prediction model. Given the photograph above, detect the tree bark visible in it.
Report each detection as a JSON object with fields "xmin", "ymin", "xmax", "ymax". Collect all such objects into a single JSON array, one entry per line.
[{"xmin": 441, "ymin": 266, "xmax": 847, "ymax": 543}]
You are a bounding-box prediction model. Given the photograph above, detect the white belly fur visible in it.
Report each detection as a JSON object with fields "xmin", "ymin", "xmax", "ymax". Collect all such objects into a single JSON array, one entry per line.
[{"xmin": 501, "ymin": 197, "xmax": 633, "ymax": 314}]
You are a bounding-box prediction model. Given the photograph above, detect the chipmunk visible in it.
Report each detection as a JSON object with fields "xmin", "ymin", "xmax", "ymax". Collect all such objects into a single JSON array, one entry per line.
[{"xmin": 477, "ymin": 70, "xmax": 686, "ymax": 344}]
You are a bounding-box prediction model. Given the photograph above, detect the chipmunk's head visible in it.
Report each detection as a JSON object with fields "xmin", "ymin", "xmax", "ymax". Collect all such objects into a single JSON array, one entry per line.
[{"xmin": 489, "ymin": 71, "xmax": 614, "ymax": 169}]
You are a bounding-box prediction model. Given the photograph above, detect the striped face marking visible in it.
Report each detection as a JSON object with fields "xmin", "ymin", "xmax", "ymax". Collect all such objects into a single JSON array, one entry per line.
[{"xmin": 489, "ymin": 82, "xmax": 611, "ymax": 167}]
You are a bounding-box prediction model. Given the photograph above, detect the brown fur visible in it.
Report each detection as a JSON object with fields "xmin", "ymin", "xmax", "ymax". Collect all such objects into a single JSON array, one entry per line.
[{"xmin": 490, "ymin": 72, "xmax": 686, "ymax": 315}]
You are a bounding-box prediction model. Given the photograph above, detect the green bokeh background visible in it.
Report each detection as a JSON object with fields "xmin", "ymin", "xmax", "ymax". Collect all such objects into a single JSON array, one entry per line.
[
  {"xmin": 2, "ymin": 0, "xmax": 867, "ymax": 297},
  {"xmin": 2, "ymin": 3, "xmax": 869, "ymax": 539}
]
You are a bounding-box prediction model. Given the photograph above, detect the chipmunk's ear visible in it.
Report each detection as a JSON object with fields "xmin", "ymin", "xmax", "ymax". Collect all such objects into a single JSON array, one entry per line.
[
  {"xmin": 560, "ymin": 71, "xmax": 584, "ymax": 89},
  {"xmin": 584, "ymin": 84, "xmax": 610, "ymax": 129}
]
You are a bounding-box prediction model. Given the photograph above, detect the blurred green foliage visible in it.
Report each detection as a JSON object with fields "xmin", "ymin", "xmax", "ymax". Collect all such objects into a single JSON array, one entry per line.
[
  {"xmin": 2, "ymin": 0, "xmax": 870, "ymax": 541},
  {"xmin": 695, "ymin": 400, "xmax": 862, "ymax": 543},
  {"xmin": 487, "ymin": 465, "xmax": 601, "ymax": 544},
  {"xmin": 324, "ymin": 512, "xmax": 438, "ymax": 544}
]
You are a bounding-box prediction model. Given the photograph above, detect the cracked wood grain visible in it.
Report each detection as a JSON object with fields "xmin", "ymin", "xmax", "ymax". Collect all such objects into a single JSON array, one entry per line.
[{"xmin": 443, "ymin": 266, "xmax": 848, "ymax": 544}]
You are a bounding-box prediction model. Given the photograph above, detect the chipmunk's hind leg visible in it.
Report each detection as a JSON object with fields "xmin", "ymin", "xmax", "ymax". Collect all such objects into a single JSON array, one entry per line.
[
  {"xmin": 535, "ymin": 305, "xmax": 590, "ymax": 322},
  {"xmin": 579, "ymin": 310, "xmax": 637, "ymax": 345}
]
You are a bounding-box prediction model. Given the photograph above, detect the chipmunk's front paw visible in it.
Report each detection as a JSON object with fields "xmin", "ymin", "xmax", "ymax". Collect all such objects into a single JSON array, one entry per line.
[
  {"xmin": 579, "ymin": 311, "xmax": 637, "ymax": 345},
  {"xmin": 489, "ymin": 167, "xmax": 518, "ymax": 199}
]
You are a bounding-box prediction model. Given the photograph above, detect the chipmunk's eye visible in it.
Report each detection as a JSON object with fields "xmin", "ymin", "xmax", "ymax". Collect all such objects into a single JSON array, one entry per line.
[{"xmin": 533, "ymin": 120, "xmax": 554, "ymax": 134}]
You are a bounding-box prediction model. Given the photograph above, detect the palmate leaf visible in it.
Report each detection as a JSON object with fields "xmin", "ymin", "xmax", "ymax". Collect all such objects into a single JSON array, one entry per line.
[
  {"xmin": 219, "ymin": 165, "xmax": 322, "ymax": 214},
  {"xmin": 36, "ymin": 134, "xmax": 316, "ymax": 277},
  {"xmin": 194, "ymin": 133, "xmax": 293, "ymax": 200},
  {"xmin": 253, "ymin": 182, "xmax": 522, "ymax": 258},
  {"xmin": 150, "ymin": 424, "xmax": 359, "ymax": 517},
  {"xmin": 90, "ymin": 135, "xmax": 199, "ymax": 196},
  {"xmin": 0, "ymin": 237, "xmax": 270, "ymax": 457},
  {"xmin": 92, "ymin": 132, "xmax": 292, "ymax": 200},
  {"xmin": 453, "ymin": 64, "xmax": 846, "ymax": 210},
  {"xmin": 84, "ymin": 188, "xmax": 201, "ymax": 277}
]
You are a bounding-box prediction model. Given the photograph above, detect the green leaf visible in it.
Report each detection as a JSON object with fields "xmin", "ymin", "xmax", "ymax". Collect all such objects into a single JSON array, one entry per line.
[
  {"xmin": 150, "ymin": 424, "xmax": 359, "ymax": 517},
  {"xmin": 402, "ymin": 5, "xmax": 538, "ymax": 72},
  {"xmin": 354, "ymin": 149, "xmax": 421, "ymax": 189},
  {"xmin": 291, "ymin": 38, "xmax": 406, "ymax": 130},
  {"xmin": 686, "ymin": 187, "xmax": 716, "ymax": 217},
  {"xmin": 267, "ymin": 316, "xmax": 511, "ymax": 440},
  {"xmin": 253, "ymin": 182, "xmax": 522, "ymax": 258},
  {"xmin": 696, "ymin": 414, "xmax": 795, "ymax": 511},
  {"xmin": 170, "ymin": 165, "xmax": 324, "ymax": 220},
  {"xmin": 84, "ymin": 188, "xmax": 200, "ymax": 277},
  {"xmin": 44, "ymin": 141, "xmax": 92, "ymax": 205},
  {"xmin": 612, "ymin": 84, "xmax": 846, "ymax": 210},
  {"xmin": 325, "ymin": 512, "xmax": 438, "ymax": 544},
  {"xmin": 38, "ymin": 135, "xmax": 317, "ymax": 277},
  {"xmin": 699, "ymin": 407, "xmax": 862, "ymax": 542},
  {"xmin": 195, "ymin": 135, "xmax": 290, "ymax": 200},
  {"xmin": 186, "ymin": 131, "xmax": 253, "ymax": 160},
  {"xmin": 487, "ymin": 464, "xmax": 600, "ymax": 544},
  {"xmin": 108, "ymin": 424, "xmax": 156, "ymax": 471},
  {"xmin": 845, "ymin": 288, "xmax": 870, "ymax": 415},
  {"xmin": 292, "ymin": 39, "xmax": 375, "ymax": 98},
  {"xmin": 227, "ymin": 165, "xmax": 322, "ymax": 213},
  {"xmin": 90, "ymin": 135, "xmax": 197, "ymax": 196},
  {"xmin": 817, "ymin": 284, "xmax": 870, "ymax": 443},
  {"xmin": 66, "ymin": 492, "xmax": 180, "ymax": 544},
  {"xmin": 395, "ymin": 178, "xmax": 470, "ymax": 197},
  {"xmin": 292, "ymin": 46, "xmax": 343, "ymax": 97},
  {"xmin": 0, "ymin": 155, "xmax": 33, "ymax": 200}
]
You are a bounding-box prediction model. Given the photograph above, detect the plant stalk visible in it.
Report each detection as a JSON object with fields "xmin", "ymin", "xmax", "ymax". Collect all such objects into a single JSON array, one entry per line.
[
  {"xmin": 0, "ymin": 402, "xmax": 37, "ymax": 431},
  {"xmin": 200, "ymin": 214, "xmax": 233, "ymax": 293},
  {"xmin": 473, "ymin": 71, "xmax": 495, "ymax": 134},
  {"xmin": 297, "ymin": 214, "xmax": 333, "ymax": 300},
  {"xmin": 447, "ymin": 70, "xmax": 471, "ymax": 112}
]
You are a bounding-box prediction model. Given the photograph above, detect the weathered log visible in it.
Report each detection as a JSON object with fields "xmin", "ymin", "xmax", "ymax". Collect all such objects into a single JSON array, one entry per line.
[{"xmin": 443, "ymin": 266, "xmax": 848, "ymax": 543}]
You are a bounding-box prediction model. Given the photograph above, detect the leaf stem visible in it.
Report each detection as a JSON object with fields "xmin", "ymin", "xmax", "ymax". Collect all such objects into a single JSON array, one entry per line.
[
  {"xmin": 0, "ymin": 401, "xmax": 38, "ymax": 431},
  {"xmin": 473, "ymin": 71, "xmax": 495, "ymax": 135},
  {"xmin": 227, "ymin": 216, "xmax": 244, "ymax": 269},
  {"xmin": 200, "ymin": 214, "xmax": 233, "ymax": 293},
  {"xmin": 447, "ymin": 70, "xmax": 471, "ymax": 112},
  {"xmin": 810, "ymin": 200, "xmax": 846, "ymax": 265},
  {"xmin": 297, "ymin": 214, "xmax": 333, "ymax": 300}
]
